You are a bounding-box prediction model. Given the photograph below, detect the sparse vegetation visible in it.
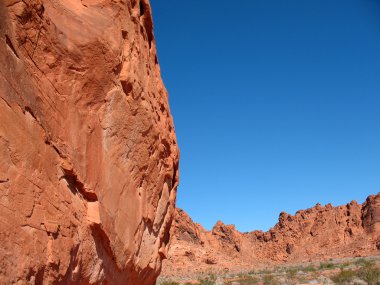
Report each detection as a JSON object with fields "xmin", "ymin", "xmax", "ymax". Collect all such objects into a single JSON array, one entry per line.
[
  {"xmin": 262, "ymin": 274, "xmax": 277, "ymax": 285},
  {"xmin": 160, "ymin": 281, "xmax": 180, "ymax": 285},
  {"xmin": 302, "ymin": 265, "xmax": 317, "ymax": 272},
  {"xmin": 331, "ymin": 269, "xmax": 356, "ymax": 284},
  {"xmin": 158, "ymin": 256, "xmax": 380, "ymax": 285},
  {"xmin": 355, "ymin": 258, "xmax": 374, "ymax": 267},
  {"xmin": 257, "ymin": 269, "xmax": 272, "ymax": 275},
  {"xmin": 226, "ymin": 275, "xmax": 259, "ymax": 285},
  {"xmin": 338, "ymin": 262, "xmax": 351, "ymax": 269},
  {"xmin": 286, "ymin": 267, "xmax": 298, "ymax": 283},
  {"xmin": 359, "ymin": 261, "xmax": 380, "ymax": 285},
  {"xmin": 319, "ymin": 262, "xmax": 336, "ymax": 270},
  {"xmin": 198, "ymin": 274, "xmax": 217, "ymax": 285},
  {"xmin": 240, "ymin": 275, "xmax": 259, "ymax": 285}
]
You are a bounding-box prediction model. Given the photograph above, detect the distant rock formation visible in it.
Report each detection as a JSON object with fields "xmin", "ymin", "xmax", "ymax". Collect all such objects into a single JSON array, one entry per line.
[
  {"xmin": 162, "ymin": 194, "xmax": 380, "ymax": 277},
  {"xmin": 0, "ymin": 0, "xmax": 179, "ymax": 284}
]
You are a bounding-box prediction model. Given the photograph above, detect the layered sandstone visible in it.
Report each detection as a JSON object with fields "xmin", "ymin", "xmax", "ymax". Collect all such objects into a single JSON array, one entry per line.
[
  {"xmin": 0, "ymin": 0, "xmax": 179, "ymax": 284},
  {"xmin": 162, "ymin": 194, "xmax": 380, "ymax": 277}
]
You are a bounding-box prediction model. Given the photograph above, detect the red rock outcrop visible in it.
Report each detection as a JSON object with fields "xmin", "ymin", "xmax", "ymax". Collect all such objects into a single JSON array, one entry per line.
[
  {"xmin": 0, "ymin": 0, "xmax": 179, "ymax": 284},
  {"xmin": 162, "ymin": 194, "xmax": 380, "ymax": 277}
]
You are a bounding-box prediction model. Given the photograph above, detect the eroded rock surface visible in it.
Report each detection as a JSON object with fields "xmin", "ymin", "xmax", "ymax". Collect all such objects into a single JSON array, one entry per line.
[
  {"xmin": 162, "ymin": 194, "xmax": 380, "ymax": 277},
  {"xmin": 0, "ymin": 0, "xmax": 179, "ymax": 284}
]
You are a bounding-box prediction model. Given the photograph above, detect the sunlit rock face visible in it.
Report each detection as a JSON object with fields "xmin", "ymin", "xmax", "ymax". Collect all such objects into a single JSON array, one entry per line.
[
  {"xmin": 0, "ymin": 0, "xmax": 179, "ymax": 284},
  {"xmin": 163, "ymin": 194, "xmax": 380, "ymax": 277}
]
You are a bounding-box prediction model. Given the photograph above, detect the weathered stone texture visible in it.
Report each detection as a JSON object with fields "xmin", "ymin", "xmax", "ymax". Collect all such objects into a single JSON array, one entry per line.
[
  {"xmin": 163, "ymin": 194, "xmax": 380, "ymax": 277},
  {"xmin": 0, "ymin": 0, "xmax": 179, "ymax": 284}
]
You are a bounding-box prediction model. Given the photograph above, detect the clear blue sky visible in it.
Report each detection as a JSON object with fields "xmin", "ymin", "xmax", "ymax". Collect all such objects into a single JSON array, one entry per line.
[{"xmin": 150, "ymin": 0, "xmax": 380, "ymax": 232}]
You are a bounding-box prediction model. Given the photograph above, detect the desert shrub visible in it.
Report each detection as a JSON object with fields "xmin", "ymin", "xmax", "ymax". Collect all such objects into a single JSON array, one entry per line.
[
  {"xmin": 237, "ymin": 275, "xmax": 260, "ymax": 285},
  {"xmin": 262, "ymin": 274, "xmax": 277, "ymax": 285},
  {"xmin": 339, "ymin": 262, "xmax": 351, "ymax": 269},
  {"xmin": 319, "ymin": 262, "xmax": 335, "ymax": 270},
  {"xmin": 160, "ymin": 281, "xmax": 180, "ymax": 285},
  {"xmin": 237, "ymin": 272, "xmax": 247, "ymax": 279},
  {"xmin": 286, "ymin": 267, "xmax": 298, "ymax": 283},
  {"xmin": 258, "ymin": 269, "xmax": 272, "ymax": 275},
  {"xmin": 355, "ymin": 258, "xmax": 375, "ymax": 268},
  {"xmin": 302, "ymin": 265, "xmax": 316, "ymax": 272},
  {"xmin": 358, "ymin": 263, "xmax": 380, "ymax": 285},
  {"xmin": 355, "ymin": 258, "xmax": 366, "ymax": 265},
  {"xmin": 331, "ymin": 269, "xmax": 356, "ymax": 284},
  {"xmin": 198, "ymin": 274, "xmax": 217, "ymax": 285},
  {"xmin": 226, "ymin": 277, "xmax": 259, "ymax": 285}
]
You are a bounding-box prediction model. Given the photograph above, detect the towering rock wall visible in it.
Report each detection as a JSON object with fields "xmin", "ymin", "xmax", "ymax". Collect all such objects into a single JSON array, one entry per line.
[
  {"xmin": 163, "ymin": 194, "xmax": 380, "ymax": 277},
  {"xmin": 0, "ymin": 0, "xmax": 179, "ymax": 284}
]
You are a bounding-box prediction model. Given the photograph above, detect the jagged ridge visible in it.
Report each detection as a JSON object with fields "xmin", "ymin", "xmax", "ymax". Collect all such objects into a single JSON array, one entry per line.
[{"xmin": 162, "ymin": 193, "xmax": 380, "ymax": 277}]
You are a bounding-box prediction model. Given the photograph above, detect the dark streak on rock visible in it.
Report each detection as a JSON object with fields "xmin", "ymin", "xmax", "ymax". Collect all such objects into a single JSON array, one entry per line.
[{"xmin": 5, "ymin": 34, "xmax": 19, "ymax": 58}]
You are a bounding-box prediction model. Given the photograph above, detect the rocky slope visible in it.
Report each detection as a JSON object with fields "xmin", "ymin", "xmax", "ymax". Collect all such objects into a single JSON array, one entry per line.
[
  {"xmin": 0, "ymin": 0, "xmax": 179, "ymax": 284},
  {"xmin": 162, "ymin": 193, "xmax": 380, "ymax": 277}
]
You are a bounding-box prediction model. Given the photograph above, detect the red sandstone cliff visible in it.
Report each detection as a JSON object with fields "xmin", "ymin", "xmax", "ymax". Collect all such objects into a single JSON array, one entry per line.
[
  {"xmin": 0, "ymin": 0, "xmax": 179, "ymax": 284},
  {"xmin": 162, "ymin": 194, "xmax": 380, "ymax": 277}
]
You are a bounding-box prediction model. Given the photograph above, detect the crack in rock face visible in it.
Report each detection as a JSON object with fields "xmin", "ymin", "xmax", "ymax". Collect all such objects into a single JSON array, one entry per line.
[{"xmin": 0, "ymin": 0, "xmax": 179, "ymax": 284}]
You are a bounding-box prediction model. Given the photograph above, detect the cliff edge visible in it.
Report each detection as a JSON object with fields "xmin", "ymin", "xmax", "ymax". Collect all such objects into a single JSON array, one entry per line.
[{"xmin": 0, "ymin": 0, "xmax": 179, "ymax": 284}]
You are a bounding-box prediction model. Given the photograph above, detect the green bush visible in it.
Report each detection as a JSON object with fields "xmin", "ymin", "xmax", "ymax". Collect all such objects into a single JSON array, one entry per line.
[
  {"xmin": 331, "ymin": 269, "xmax": 356, "ymax": 284},
  {"xmin": 302, "ymin": 265, "xmax": 316, "ymax": 272},
  {"xmin": 319, "ymin": 262, "xmax": 335, "ymax": 270},
  {"xmin": 359, "ymin": 263, "xmax": 380, "ymax": 285},
  {"xmin": 355, "ymin": 258, "xmax": 375, "ymax": 268}
]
